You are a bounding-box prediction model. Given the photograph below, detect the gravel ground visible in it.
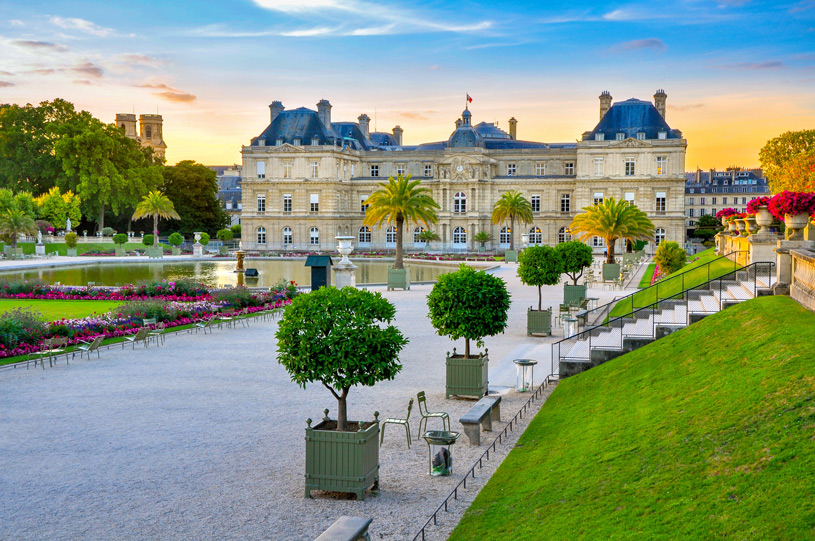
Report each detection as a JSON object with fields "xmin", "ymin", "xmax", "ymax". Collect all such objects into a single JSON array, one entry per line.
[{"xmin": 0, "ymin": 262, "xmax": 636, "ymax": 540}]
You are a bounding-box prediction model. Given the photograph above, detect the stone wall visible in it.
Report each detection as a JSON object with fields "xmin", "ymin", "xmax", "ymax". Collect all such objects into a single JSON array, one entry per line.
[{"xmin": 791, "ymin": 249, "xmax": 815, "ymax": 311}]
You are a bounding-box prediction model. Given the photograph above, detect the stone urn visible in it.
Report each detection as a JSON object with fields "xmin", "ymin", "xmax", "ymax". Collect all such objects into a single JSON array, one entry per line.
[
  {"xmin": 744, "ymin": 216, "xmax": 758, "ymax": 236},
  {"xmin": 784, "ymin": 212, "xmax": 810, "ymax": 240},
  {"xmin": 333, "ymin": 236, "xmax": 357, "ymax": 289},
  {"xmin": 728, "ymin": 221, "xmax": 739, "ymax": 236},
  {"xmin": 736, "ymin": 219, "xmax": 748, "ymax": 237},
  {"xmin": 754, "ymin": 206, "xmax": 774, "ymax": 236}
]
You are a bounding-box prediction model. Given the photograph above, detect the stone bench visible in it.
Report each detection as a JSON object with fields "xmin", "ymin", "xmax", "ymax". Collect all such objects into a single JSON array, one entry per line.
[
  {"xmin": 459, "ymin": 395, "xmax": 502, "ymax": 446},
  {"xmin": 315, "ymin": 516, "xmax": 373, "ymax": 541}
]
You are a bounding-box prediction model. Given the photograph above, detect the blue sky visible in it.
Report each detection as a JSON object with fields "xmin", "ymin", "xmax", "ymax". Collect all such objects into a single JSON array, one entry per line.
[{"xmin": 1, "ymin": 0, "xmax": 813, "ymax": 167}]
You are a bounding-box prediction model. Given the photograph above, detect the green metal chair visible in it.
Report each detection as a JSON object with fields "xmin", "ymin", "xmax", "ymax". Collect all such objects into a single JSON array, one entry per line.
[
  {"xmin": 380, "ymin": 398, "xmax": 413, "ymax": 448},
  {"xmin": 416, "ymin": 391, "xmax": 450, "ymax": 439}
]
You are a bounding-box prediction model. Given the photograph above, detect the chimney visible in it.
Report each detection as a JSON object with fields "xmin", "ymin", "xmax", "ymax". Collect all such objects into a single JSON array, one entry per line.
[
  {"xmin": 696, "ymin": 168, "xmax": 701, "ymax": 184},
  {"xmin": 508, "ymin": 117, "xmax": 517, "ymax": 140},
  {"xmin": 710, "ymin": 168, "xmax": 715, "ymax": 184},
  {"xmin": 654, "ymin": 89, "xmax": 667, "ymax": 120},
  {"xmin": 317, "ymin": 99, "xmax": 332, "ymax": 128},
  {"xmin": 599, "ymin": 91, "xmax": 613, "ymax": 120},
  {"xmin": 392, "ymin": 125, "xmax": 403, "ymax": 146},
  {"xmin": 455, "ymin": 118, "xmax": 462, "ymax": 128},
  {"xmin": 358, "ymin": 113, "xmax": 370, "ymax": 139},
  {"xmin": 269, "ymin": 101, "xmax": 284, "ymax": 123}
]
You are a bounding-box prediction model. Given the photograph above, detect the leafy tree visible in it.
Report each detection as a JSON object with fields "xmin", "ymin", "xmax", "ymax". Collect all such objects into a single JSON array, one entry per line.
[
  {"xmin": 568, "ymin": 198, "xmax": 655, "ymax": 264},
  {"xmin": 0, "ymin": 189, "xmax": 14, "ymax": 213},
  {"xmin": 518, "ymin": 245, "xmax": 563, "ymax": 310},
  {"xmin": 112, "ymin": 233, "xmax": 128, "ymax": 247},
  {"xmin": 696, "ymin": 214, "xmax": 721, "ymax": 229},
  {"xmin": 555, "ymin": 240, "xmax": 594, "ymax": 285},
  {"xmin": 142, "ymin": 234, "xmax": 154, "ymax": 246},
  {"xmin": 759, "ymin": 130, "xmax": 815, "ymax": 191},
  {"xmin": 216, "ymin": 228, "xmax": 233, "ymax": 242},
  {"xmin": 691, "ymin": 228, "xmax": 717, "ymax": 241},
  {"xmin": 230, "ymin": 223, "xmax": 241, "ymax": 237},
  {"xmin": 770, "ymin": 152, "xmax": 815, "ymax": 193},
  {"xmin": 427, "ymin": 264, "xmax": 511, "ymax": 358},
  {"xmin": 0, "ymin": 208, "xmax": 37, "ymax": 248},
  {"xmin": 64, "ymin": 232, "xmax": 78, "ymax": 249},
  {"xmin": 132, "ymin": 191, "xmax": 180, "ymax": 248},
  {"xmin": 491, "ymin": 190, "xmax": 532, "ymax": 251},
  {"xmin": 35, "ymin": 187, "xmax": 81, "ymax": 230},
  {"xmin": 364, "ymin": 174, "xmax": 439, "ymax": 269},
  {"xmin": 161, "ymin": 161, "xmax": 229, "ymax": 235},
  {"xmin": 276, "ymin": 287, "xmax": 407, "ymax": 431},
  {"xmin": 654, "ymin": 241, "xmax": 687, "ymax": 275},
  {"xmin": 473, "ymin": 231, "xmax": 493, "ymax": 250},
  {"xmin": 168, "ymin": 232, "xmax": 184, "ymax": 247},
  {"xmin": 13, "ymin": 192, "xmax": 37, "ymax": 218}
]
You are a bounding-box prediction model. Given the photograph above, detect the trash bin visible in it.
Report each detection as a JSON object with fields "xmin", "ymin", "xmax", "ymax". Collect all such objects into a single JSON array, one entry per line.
[
  {"xmin": 513, "ymin": 359, "xmax": 537, "ymax": 392},
  {"xmin": 422, "ymin": 431, "xmax": 460, "ymax": 476},
  {"xmin": 305, "ymin": 255, "xmax": 333, "ymax": 291}
]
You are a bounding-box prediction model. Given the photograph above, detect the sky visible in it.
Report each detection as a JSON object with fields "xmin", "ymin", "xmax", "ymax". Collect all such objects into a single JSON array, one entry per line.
[{"xmin": 0, "ymin": 0, "xmax": 813, "ymax": 169}]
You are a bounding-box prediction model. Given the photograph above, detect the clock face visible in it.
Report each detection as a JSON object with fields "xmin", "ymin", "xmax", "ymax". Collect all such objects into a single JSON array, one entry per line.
[{"xmin": 456, "ymin": 165, "xmax": 464, "ymax": 172}]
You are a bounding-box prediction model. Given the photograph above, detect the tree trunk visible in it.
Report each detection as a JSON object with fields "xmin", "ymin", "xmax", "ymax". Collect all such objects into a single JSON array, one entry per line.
[
  {"xmin": 153, "ymin": 215, "xmax": 159, "ymax": 247},
  {"xmin": 509, "ymin": 215, "xmax": 515, "ymax": 251},
  {"xmin": 606, "ymin": 238, "xmax": 615, "ymax": 264},
  {"xmin": 97, "ymin": 204, "xmax": 105, "ymax": 232},
  {"xmin": 464, "ymin": 338, "xmax": 470, "ymax": 359},
  {"xmin": 336, "ymin": 387, "xmax": 350, "ymax": 431},
  {"xmin": 538, "ymin": 285, "xmax": 542, "ymax": 311},
  {"xmin": 394, "ymin": 215, "xmax": 404, "ymax": 269}
]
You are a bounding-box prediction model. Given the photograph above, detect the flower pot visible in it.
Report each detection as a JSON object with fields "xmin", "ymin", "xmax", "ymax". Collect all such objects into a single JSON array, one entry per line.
[
  {"xmin": 527, "ymin": 307, "xmax": 552, "ymax": 336},
  {"xmin": 602, "ymin": 263, "xmax": 620, "ymax": 282},
  {"xmin": 387, "ymin": 266, "xmax": 410, "ymax": 291},
  {"xmin": 736, "ymin": 219, "xmax": 748, "ymax": 237},
  {"xmin": 172, "ymin": 247, "xmax": 181, "ymax": 256},
  {"xmin": 446, "ymin": 350, "xmax": 489, "ymax": 399},
  {"xmin": 785, "ymin": 212, "xmax": 810, "ymax": 240},
  {"xmin": 728, "ymin": 222, "xmax": 739, "ymax": 236},
  {"xmin": 504, "ymin": 250, "xmax": 518, "ymax": 263},
  {"xmin": 744, "ymin": 216, "xmax": 758, "ymax": 236},
  {"xmin": 66, "ymin": 248, "xmax": 77, "ymax": 257},
  {"xmin": 755, "ymin": 206, "xmax": 773, "ymax": 235},
  {"xmin": 563, "ymin": 283, "xmax": 587, "ymax": 305},
  {"xmin": 721, "ymin": 216, "xmax": 729, "ymax": 228},
  {"xmin": 305, "ymin": 412, "xmax": 380, "ymax": 500}
]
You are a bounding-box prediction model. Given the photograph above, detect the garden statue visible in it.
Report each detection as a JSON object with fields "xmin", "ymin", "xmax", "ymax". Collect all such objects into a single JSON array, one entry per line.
[
  {"xmin": 37, "ymin": 230, "xmax": 43, "ymax": 245},
  {"xmin": 66, "ymin": 218, "xmax": 71, "ymax": 232}
]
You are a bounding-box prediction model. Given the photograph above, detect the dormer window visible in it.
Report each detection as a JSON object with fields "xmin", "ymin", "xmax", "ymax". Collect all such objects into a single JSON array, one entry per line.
[
  {"xmin": 658, "ymin": 130, "xmax": 667, "ymax": 140},
  {"xmin": 311, "ymin": 137, "xmax": 319, "ymax": 146},
  {"xmin": 616, "ymin": 132, "xmax": 625, "ymax": 141},
  {"xmin": 276, "ymin": 138, "xmax": 283, "ymax": 146},
  {"xmin": 636, "ymin": 132, "xmax": 646, "ymax": 140},
  {"xmin": 293, "ymin": 138, "xmax": 301, "ymax": 146},
  {"xmin": 595, "ymin": 133, "xmax": 604, "ymax": 141}
]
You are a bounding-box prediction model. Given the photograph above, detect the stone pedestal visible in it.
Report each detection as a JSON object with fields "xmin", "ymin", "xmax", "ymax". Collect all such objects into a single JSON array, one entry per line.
[
  {"xmin": 35, "ymin": 243, "xmax": 45, "ymax": 256},
  {"xmin": 333, "ymin": 262, "xmax": 357, "ymax": 289},
  {"xmin": 235, "ymin": 250, "xmax": 246, "ymax": 273},
  {"xmin": 193, "ymin": 243, "xmax": 204, "ymax": 256},
  {"xmin": 749, "ymin": 234, "xmax": 779, "ymax": 264},
  {"xmin": 775, "ymin": 239, "xmax": 815, "ymax": 295}
]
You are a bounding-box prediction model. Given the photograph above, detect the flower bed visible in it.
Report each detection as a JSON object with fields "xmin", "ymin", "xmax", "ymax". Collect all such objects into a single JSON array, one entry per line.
[
  {"xmin": 0, "ymin": 279, "xmax": 210, "ymax": 301},
  {"xmin": 746, "ymin": 196, "xmax": 772, "ymax": 215},
  {"xmin": 768, "ymin": 191, "xmax": 815, "ymax": 220}
]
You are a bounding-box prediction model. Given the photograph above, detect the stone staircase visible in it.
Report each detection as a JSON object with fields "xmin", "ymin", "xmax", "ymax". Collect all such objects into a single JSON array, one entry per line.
[{"xmin": 557, "ymin": 263, "xmax": 776, "ymax": 377}]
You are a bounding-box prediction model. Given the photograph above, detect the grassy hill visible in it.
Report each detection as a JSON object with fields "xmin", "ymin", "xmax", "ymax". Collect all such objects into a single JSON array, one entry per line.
[{"xmin": 450, "ymin": 295, "xmax": 815, "ymax": 539}]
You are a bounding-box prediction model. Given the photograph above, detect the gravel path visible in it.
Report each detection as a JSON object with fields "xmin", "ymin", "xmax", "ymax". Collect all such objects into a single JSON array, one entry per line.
[{"xmin": 0, "ymin": 262, "xmax": 634, "ymax": 539}]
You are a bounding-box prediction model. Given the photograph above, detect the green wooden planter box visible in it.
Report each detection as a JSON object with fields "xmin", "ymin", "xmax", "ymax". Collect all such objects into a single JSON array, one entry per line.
[
  {"xmin": 305, "ymin": 411, "xmax": 380, "ymax": 500},
  {"xmin": 563, "ymin": 283, "xmax": 587, "ymax": 305},
  {"xmin": 218, "ymin": 246, "xmax": 228, "ymax": 256},
  {"xmin": 602, "ymin": 263, "xmax": 621, "ymax": 281},
  {"xmin": 66, "ymin": 248, "xmax": 78, "ymax": 257},
  {"xmin": 171, "ymin": 247, "xmax": 181, "ymax": 256},
  {"xmin": 446, "ymin": 350, "xmax": 489, "ymax": 399},
  {"xmin": 527, "ymin": 307, "xmax": 552, "ymax": 336},
  {"xmin": 504, "ymin": 250, "xmax": 518, "ymax": 263},
  {"xmin": 115, "ymin": 247, "xmax": 126, "ymax": 257},
  {"xmin": 146, "ymin": 246, "xmax": 164, "ymax": 259},
  {"xmin": 387, "ymin": 266, "xmax": 410, "ymax": 291}
]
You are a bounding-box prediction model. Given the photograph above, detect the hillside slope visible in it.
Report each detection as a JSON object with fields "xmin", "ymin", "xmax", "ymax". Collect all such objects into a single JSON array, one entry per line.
[{"xmin": 451, "ymin": 296, "xmax": 815, "ymax": 539}]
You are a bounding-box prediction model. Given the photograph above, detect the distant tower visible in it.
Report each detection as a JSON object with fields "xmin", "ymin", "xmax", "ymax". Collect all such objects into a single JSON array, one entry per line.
[
  {"xmin": 392, "ymin": 125, "xmax": 403, "ymax": 146},
  {"xmin": 317, "ymin": 99, "xmax": 332, "ymax": 128},
  {"xmin": 115, "ymin": 114, "xmax": 137, "ymax": 138},
  {"xmin": 654, "ymin": 89, "xmax": 667, "ymax": 120},
  {"xmin": 115, "ymin": 112, "xmax": 166, "ymax": 159},
  {"xmin": 599, "ymin": 91, "xmax": 613, "ymax": 120},
  {"xmin": 358, "ymin": 114, "xmax": 370, "ymax": 139},
  {"xmin": 508, "ymin": 117, "xmax": 518, "ymax": 140}
]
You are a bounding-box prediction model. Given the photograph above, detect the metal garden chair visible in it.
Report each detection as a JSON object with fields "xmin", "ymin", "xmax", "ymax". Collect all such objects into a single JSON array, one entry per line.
[{"xmin": 380, "ymin": 398, "xmax": 413, "ymax": 448}]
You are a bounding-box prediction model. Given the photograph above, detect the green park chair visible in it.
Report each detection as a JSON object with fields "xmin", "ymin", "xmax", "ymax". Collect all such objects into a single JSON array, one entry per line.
[
  {"xmin": 416, "ymin": 391, "xmax": 450, "ymax": 439},
  {"xmin": 73, "ymin": 335, "xmax": 104, "ymax": 360},
  {"xmin": 380, "ymin": 398, "xmax": 413, "ymax": 448}
]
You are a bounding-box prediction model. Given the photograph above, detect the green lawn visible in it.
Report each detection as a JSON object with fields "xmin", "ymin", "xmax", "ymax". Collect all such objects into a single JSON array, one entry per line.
[
  {"xmin": 639, "ymin": 262, "xmax": 656, "ymax": 288},
  {"xmin": 608, "ymin": 248, "xmax": 741, "ymax": 319},
  {"xmin": 0, "ymin": 299, "xmax": 123, "ymax": 320},
  {"xmin": 0, "ymin": 241, "xmax": 147, "ymax": 255},
  {"xmin": 450, "ymin": 295, "xmax": 815, "ymax": 539}
]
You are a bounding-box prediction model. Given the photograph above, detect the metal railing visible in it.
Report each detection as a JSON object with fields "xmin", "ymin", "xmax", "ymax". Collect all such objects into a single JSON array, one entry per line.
[
  {"xmin": 412, "ymin": 374, "xmax": 557, "ymax": 541},
  {"xmin": 554, "ymin": 261, "xmax": 775, "ymax": 365}
]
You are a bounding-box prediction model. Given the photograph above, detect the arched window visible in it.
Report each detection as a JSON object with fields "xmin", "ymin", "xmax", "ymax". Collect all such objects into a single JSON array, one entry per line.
[
  {"xmin": 655, "ymin": 228, "xmax": 666, "ymax": 246},
  {"xmin": 256, "ymin": 226, "xmax": 266, "ymax": 244},
  {"xmin": 592, "ymin": 236, "xmax": 604, "ymax": 248},
  {"xmin": 145, "ymin": 125, "xmax": 152, "ymax": 139},
  {"xmin": 528, "ymin": 226, "xmax": 542, "ymax": 245},
  {"xmin": 358, "ymin": 226, "xmax": 371, "ymax": 244},
  {"xmin": 453, "ymin": 192, "xmax": 467, "ymax": 214},
  {"xmin": 413, "ymin": 226, "xmax": 425, "ymax": 243},
  {"xmin": 499, "ymin": 226, "xmax": 511, "ymax": 245},
  {"xmin": 386, "ymin": 226, "xmax": 397, "ymax": 244},
  {"xmin": 282, "ymin": 227, "xmax": 292, "ymax": 245},
  {"xmin": 453, "ymin": 226, "xmax": 467, "ymax": 245},
  {"xmin": 558, "ymin": 227, "xmax": 571, "ymax": 244},
  {"xmin": 310, "ymin": 227, "xmax": 319, "ymax": 246}
]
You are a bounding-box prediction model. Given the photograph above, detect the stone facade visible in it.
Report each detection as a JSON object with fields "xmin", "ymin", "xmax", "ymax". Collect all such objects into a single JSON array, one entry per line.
[
  {"xmin": 115, "ymin": 113, "xmax": 167, "ymax": 159},
  {"xmin": 240, "ymin": 91, "xmax": 687, "ymax": 253},
  {"xmin": 684, "ymin": 168, "xmax": 770, "ymax": 237}
]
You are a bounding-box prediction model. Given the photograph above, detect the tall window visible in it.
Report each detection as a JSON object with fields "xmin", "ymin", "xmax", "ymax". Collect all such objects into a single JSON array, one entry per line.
[
  {"xmin": 283, "ymin": 160, "xmax": 292, "ymax": 179},
  {"xmin": 688, "ymin": 208, "xmax": 695, "ymax": 217},
  {"xmin": 655, "ymin": 228, "xmax": 666, "ymax": 246},
  {"xmin": 146, "ymin": 125, "xmax": 152, "ymax": 139},
  {"xmin": 500, "ymin": 227, "xmax": 511, "ymax": 245},
  {"xmin": 624, "ymin": 192, "xmax": 635, "ymax": 205},
  {"xmin": 564, "ymin": 162, "xmax": 575, "ymax": 175},
  {"xmin": 256, "ymin": 194, "xmax": 266, "ymax": 212},
  {"xmin": 283, "ymin": 193, "xmax": 292, "ymax": 213},
  {"xmin": 688, "ymin": 197, "xmax": 695, "ymax": 205},
  {"xmin": 592, "ymin": 236, "xmax": 604, "ymax": 247},
  {"xmin": 454, "ymin": 192, "xmax": 467, "ymax": 213},
  {"xmin": 656, "ymin": 192, "xmax": 667, "ymax": 213},
  {"xmin": 528, "ymin": 227, "xmax": 542, "ymax": 245},
  {"xmin": 558, "ymin": 227, "xmax": 571, "ymax": 244},
  {"xmin": 413, "ymin": 227, "xmax": 425, "ymax": 243},
  {"xmin": 453, "ymin": 227, "xmax": 467, "ymax": 245},
  {"xmin": 700, "ymin": 197, "xmax": 705, "ymax": 205},
  {"xmin": 535, "ymin": 162, "xmax": 546, "ymax": 176},
  {"xmin": 396, "ymin": 164, "xmax": 406, "ymax": 176},
  {"xmin": 507, "ymin": 163, "xmax": 517, "ymax": 176},
  {"xmin": 256, "ymin": 226, "xmax": 266, "ymax": 244},
  {"xmin": 360, "ymin": 195, "xmax": 369, "ymax": 213},
  {"xmin": 282, "ymin": 227, "xmax": 292, "ymax": 245},
  {"xmin": 370, "ymin": 165, "xmax": 379, "ymax": 177},
  {"xmin": 310, "ymin": 227, "xmax": 319, "ymax": 246},
  {"xmin": 424, "ymin": 164, "xmax": 432, "ymax": 177},
  {"xmin": 560, "ymin": 194, "xmax": 571, "ymax": 212},
  {"xmin": 625, "ymin": 157, "xmax": 635, "ymax": 176},
  {"xmin": 593, "ymin": 192, "xmax": 604, "ymax": 205},
  {"xmin": 531, "ymin": 195, "xmax": 540, "ymax": 213},
  {"xmin": 594, "ymin": 157, "xmax": 604, "ymax": 176},
  {"xmin": 723, "ymin": 197, "xmax": 728, "ymax": 204},
  {"xmin": 256, "ymin": 161, "xmax": 266, "ymax": 179},
  {"xmin": 656, "ymin": 156, "xmax": 666, "ymax": 175},
  {"xmin": 310, "ymin": 194, "xmax": 319, "ymax": 212},
  {"xmin": 309, "ymin": 160, "xmax": 319, "ymax": 178},
  {"xmin": 358, "ymin": 226, "xmax": 371, "ymax": 244},
  {"xmin": 386, "ymin": 226, "xmax": 397, "ymax": 244}
]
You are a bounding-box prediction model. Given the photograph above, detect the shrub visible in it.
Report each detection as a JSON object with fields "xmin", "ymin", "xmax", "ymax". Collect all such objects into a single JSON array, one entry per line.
[
  {"xmin": 112, "ymin": 233, "xmax": 128, "ymax": 246},
  {"xmin": 101, "ymin": 227, "xmax": 115, "ymax": 236},
  {"xmin": 64, "ymin": 232, "xmax": 78, "ymax": 249},
  {"xmin": 230, "ymin": 224, "xmax": 241, "ymax": 237},
  {"xmin": 212, "ymin": 286, "xmax": 259, "ymax": 308},
  {"xmin": 272, "ymin": 279, "xmax": 299, "ymax": 300},
  {"xmin": 555, "ymin": 241, "xmax": 593, "ymax": 286},
  {"xmin": 35, "ymin": 220, "xmax": 53, "ymax": 233},
  {"xmin": 113, "ymin": 300, "xmax": 178, "ymax": 322},
  {"xmin": 168, "ymin": 232, "xmax": 184, "ymax": 247},
  {"xmin": 653, "ymin": 241, "xmax": 687, "ymax": 276},
  {"xmin": 216, "ymin": 229, "xmax": 233, "ymax": 242},
  {"xmin": 142, "ymin": 234, "xmax": 154, "ymax": 246},
  {"xmin": 199, "ymin": 232, "xmax": 210, "ymax": 246},
  {"xmin": 0, "ymin": 307, "xmax": 47, "ymax": 349},
  {"xmin": 518, "ymin": 245, "xmax": 563, "ymax": 310}
]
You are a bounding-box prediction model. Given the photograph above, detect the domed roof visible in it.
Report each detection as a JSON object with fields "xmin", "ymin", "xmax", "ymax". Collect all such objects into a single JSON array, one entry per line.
[
  {"xmin": 448, "ymin": 125, "xmax": 484, "ymax": 148},
  {"xmin": 583, "ymin": 98, "xmax": 681, "ymax": 141}
]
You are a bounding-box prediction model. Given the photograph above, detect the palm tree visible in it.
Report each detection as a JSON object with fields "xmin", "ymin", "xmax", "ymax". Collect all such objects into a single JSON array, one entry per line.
[
  {"xmin": 364, "ymin": 174, "xmax": 439, "ymax": 269},
  {"xmin": 491, "ymin": 190, "xmax": 533, "ymax": 251},
  {"xmin": 568, "ymin": 198, "xmax": 655, "ymax": 264},
  {"xmin": 0, "ymin": 208, "xmax": 37, "ymax": 249},
  {"xmin": 131, "ymin": 191, "xmax": 180, "ymax": 248}
]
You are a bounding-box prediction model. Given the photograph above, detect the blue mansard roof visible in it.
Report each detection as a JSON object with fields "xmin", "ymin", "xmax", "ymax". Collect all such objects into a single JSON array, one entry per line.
[
  {"xmin": 251, "ymin": 107, "xmax": 337, "ymax": 146},
  {"xmin": 582, "ymin": 98, "xmax": 682, "ymax": 141}
]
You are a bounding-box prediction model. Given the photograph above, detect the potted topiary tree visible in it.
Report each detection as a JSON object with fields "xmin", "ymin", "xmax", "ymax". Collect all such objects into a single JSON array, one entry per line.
[
  {"xmin": 491, "ymin": 190, "xmax": 532, "ymax": 263},
  {"xmin": 216, "ymin": 228, "xmax": 233, "ymax": 255},
  {"xmin": 276, "ymin": 287, "xmax": 407, "ymax": 500},
  {"xmin": 555, "ymin": 240, "xmax": 593, "ymax": 305},
  {"xmin": 518, "ymin": 245, "xmax": 563, "ymax": 336},
  {"xmin": 112, "ymin": 233, "xmax": 128, "ymax": 256},
  {"xmin": 427, "ymin": 264, "xmax": 511, "ymax": 399},
  {"xmin": 653, "ymin": 241, "xmax": 687, "ymax": 276},
  {"xmin": 64, "ymin": 231, "xmax": 78, "ymax": 257},
  {"xmin": 473, "ymin": 231, "xmax": 493, "ymax": 253},
  {"xmin": 142, "ymin": 234, "xmax": 154, "ymax": 252},
  {"xmin": 168, "ymin": 232, "xmax": 184, "ymax": 255},
  {"xmin": 199, "ymin": 232, "xmax": 210, "ymax": 252}
]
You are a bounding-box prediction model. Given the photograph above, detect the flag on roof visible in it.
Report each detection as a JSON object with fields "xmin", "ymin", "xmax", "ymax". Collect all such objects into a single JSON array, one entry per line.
[{"xmin": 467, "ymin": 94, "xmax": 473, "ymax": 103}]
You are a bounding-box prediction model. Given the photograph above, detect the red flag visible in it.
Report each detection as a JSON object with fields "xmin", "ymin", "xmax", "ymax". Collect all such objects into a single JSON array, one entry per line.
[{"xmin": 467, "ymin": 94, "xmax": 473, "ymax": 103}]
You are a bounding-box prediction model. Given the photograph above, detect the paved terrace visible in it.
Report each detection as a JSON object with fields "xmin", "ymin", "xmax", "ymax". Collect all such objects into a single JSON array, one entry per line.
[{"xmin": 0, "ymin": 260, "xmax": 646, "ymax": 539}]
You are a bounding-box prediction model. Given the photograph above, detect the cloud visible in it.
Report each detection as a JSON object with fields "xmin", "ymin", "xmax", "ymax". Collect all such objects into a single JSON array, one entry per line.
[
  {"xmin": 117, "ymin": 54, "xmax": 167, "ymax": 67},
  {"xmin": 715, "ymin": 0, "xmax": 751, "ymax": 6},
  {"xmin": 717, "ymin": 61, "xmax": 784, "ymax": 70},
  {"xmin": 610, "ymin": 38, "xmax": 667, "ymax": 53},
  {"xmin": 71, "ymin": 61, "xmax": 104, "ymax": 78},
  {"xmin": 9, "ymin": 20, "xmax": 24, "ymax": 27},
  {"xmin": 50, "ymin": 16, "xmax": 114, "ymax": 37},
  {"xmin": 399, "ymin": 112, "xmax": 431, "ymax": 121},
  {"xmin": 0, "ymin": 81, "xmax": 15, "ymax": 87},
  {"xmin": 429, "ymin": 65, "xmax": 440, "ymax": 70},
  {"xmin": 0, "ymin": 70, "xmax": 13, "ymax": 76},
  {"xmin": 789, "ymin": 0, "xmax": 815, "ymax": 12},
  {"xmin": 280, "ymin": 26, "xmax": 339, "ymax": 37},
  {"xmin": 252, "ymin": 0, "xmax": 352, "ymax": 13},
  {"xmin": 73, "ymin": 80, "xmax": 93, "ymax": 85},
  {"xmin": 11, "ymin": 40, "xmax": 68, "ymax": 52},
  {"xmin": 668, "ymin": 103, "xmax": 704, "ymax": 111},
  {"xmin": 155, "ymin": 91, "xmax": 196, "ymax": 103}
]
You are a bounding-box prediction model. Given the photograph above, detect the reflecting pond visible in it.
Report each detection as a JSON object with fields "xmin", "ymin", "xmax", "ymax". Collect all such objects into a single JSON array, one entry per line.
[{"xmin": 1, "ymin": 259, "xmax": 458, "ymax": 288}]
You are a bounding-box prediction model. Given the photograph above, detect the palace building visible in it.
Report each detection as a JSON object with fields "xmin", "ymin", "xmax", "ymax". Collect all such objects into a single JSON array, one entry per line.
[
  {"xmin": 239, "ymin": 91, "xmax": 686, "ymax": 253},
  {"xmin": 115, "ymin": 113, "xmax": 167, "ymax": 159}
]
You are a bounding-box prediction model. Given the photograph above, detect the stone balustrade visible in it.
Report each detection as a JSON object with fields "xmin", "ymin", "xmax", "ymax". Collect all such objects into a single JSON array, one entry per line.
[{"xmin": 791, "ymin": 249, "xmax": 815, "ymax": 311}]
